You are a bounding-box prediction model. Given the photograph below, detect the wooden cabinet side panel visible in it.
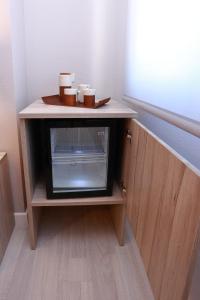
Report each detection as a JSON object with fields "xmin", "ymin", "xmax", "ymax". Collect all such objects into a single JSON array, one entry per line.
[
  {"xmin": 20, "ymin": 120, "xmax": 41, "ymax": 249},
  {"xmin": 0, "ymin": 156, "xmax": 15, "ymax": 262},
  {"xmin": 20, "ymin": 120, "xmax": 35, "ymax": 202},
  {"xmin": 110, "ymin": 204, "xmax": 126, "ymax": 246}
]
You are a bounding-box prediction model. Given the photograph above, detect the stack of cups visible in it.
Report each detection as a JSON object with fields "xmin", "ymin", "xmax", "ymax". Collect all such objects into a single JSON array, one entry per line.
[
  {"xmin": 77, "ymin": 84, "xmax": 90, "ymax": 103},
  {"xmin": 59, "ymin": 73, "xmax": 75, "ymax": 96},
  {"xmin": 59, "ymin": 73, "xmax": 77, "ymax": 106}
]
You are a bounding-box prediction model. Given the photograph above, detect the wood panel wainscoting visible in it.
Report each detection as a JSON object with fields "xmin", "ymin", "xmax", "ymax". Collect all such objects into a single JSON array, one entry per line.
[
  {"xmin": 0, "ymin": 153, "xmax": 15, "ymax": 263},
  {"xmin": 121, "ymin": 120, "xmax": 200, "ymax": 300}
]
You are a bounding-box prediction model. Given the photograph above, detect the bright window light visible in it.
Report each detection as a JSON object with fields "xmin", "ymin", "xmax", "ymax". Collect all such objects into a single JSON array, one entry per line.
[{"xmin": 124, "ymin": 0, "xmax": 200, "ymax": 121}]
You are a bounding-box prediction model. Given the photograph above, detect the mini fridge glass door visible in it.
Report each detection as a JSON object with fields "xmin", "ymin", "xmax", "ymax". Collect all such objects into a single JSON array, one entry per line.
[
  {"xmin": 50, "ymin": 127, "xmax": 109, "ymax": 193},
  {"xmin": 45, "ymin": 119, "xmax": 115, "ymax": 199}
]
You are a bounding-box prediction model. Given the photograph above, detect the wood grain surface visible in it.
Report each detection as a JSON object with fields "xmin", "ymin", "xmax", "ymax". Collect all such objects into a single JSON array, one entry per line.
[
  {"xmin": 126, "ymin": 120, "xmax": 200, "ymax": 300},
  {"xmin": 20, "ymin": 120, "xmax": 42, "ymax": 249},
  {"xmin": 19, "ymin": 99, "xmax": 137, "ymax": 119},
  {"xmin": 0, "ymin": 153, "xmax": 15, "ymax": 263},
  {"xmin": 0, "ymin": 206, "xmax": 154, "ymax": 300}
]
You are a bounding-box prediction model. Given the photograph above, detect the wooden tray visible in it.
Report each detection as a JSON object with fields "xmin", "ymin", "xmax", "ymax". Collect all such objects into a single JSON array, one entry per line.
[{"xmin": 42, "ymin": 95, "xmax": 110, "ymax": 109}]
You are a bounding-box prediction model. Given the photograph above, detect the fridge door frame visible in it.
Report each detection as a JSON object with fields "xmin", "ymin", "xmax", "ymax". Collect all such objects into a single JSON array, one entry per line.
[{"xmin": 44, "ymin": 119, "xmax": 116, "ymax": 199}]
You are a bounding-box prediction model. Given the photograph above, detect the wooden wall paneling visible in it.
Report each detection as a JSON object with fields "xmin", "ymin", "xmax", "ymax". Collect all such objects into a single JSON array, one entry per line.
[
  {"xmin": 187, "ymin": 225, "xmax": 200, "ymax": 300},
  {"xmin": 0, "ymin": 154, "xmax": 15, "ymax": 262},
  {"xmin": 126, "ymin": 120, "xmax": 200, "ymax": 300},
  {"xmin": 134, "ymin": 132, "xmax": 158, "ymax": 261},
  {"xmin": 160, "ymin": 167, "xmax": 200, "ymax": 300},
  {"xmin": 20, "ymin": 120, "xmax": 41, "ymax": 249},
  {"xmin": 147, "ymin": 153, "xmax": 185, "ymax": 299}
]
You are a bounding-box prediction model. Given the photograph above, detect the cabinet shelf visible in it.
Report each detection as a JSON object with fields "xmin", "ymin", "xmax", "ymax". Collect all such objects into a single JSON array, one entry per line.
[{"xmin": 32, "ymin": 182, "xmax": 124, "ymax": 207}]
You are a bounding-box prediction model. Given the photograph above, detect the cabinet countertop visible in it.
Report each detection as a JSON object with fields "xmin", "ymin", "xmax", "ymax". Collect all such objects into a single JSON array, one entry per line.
[{"xmin": 19, "ymin": 99, "xmax": 137, "ymax": 119}]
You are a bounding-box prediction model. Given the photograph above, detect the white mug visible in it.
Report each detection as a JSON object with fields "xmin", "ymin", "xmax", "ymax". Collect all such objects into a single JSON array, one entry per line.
[
  {"xmin": 59, "ymin": 73, "xmax": 75, "ymax": 87},
  {"xmin": 70, "ymin": 73, "xmax": 75, "ymax": 83},
  {"xmin": 83, "ymin": 88, "xmax": 96, "ymax": 96},
  {"xmin": 77, "ymin": 84, "xmax": 90, "ymax": 102},
  {"xmin": 64, "ymin": 88, "xmax": 77, "ymax": 96}
]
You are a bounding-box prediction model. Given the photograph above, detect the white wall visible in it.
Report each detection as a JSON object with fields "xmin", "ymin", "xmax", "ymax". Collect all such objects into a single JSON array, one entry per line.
[
  {"xmin": 23, "ymin": 0, "xmax": 127, "ymax": 103},
  {"xmin": 10, "ymin": 0, "xmax": 28, "ymax": 112},
  {"xmin": 0, "ymin": 0, "xmax": 26, "ymax": 212}
]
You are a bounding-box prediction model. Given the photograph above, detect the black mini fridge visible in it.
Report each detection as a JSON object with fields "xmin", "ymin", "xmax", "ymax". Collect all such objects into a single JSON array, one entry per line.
[{"xmin": 44, "ymin": 119, "xmax": 116, "ymax": 199}]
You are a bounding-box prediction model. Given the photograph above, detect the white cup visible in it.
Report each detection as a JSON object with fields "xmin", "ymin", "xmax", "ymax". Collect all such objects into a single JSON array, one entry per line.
[
  {"xmin": 77, "ymin": 84, "xmax": 90, "ymax": 102},
  {"xmin": 70, "ymin": 73, "xmax": 75, "ymax": 83},
  {"xmin": 83, "ymin": 88, "xmax": 96, "ymax": 96},
  {"xmin": 64, "ymin": 88, "xmax": 77, "ymax": 95},
  {"xmin": 78, "ymin": 84, "xmax": 90, "ymax": 89},
  {"xmin": 59, "ymin": 73, "xmax": 75, "ymax": 87}
]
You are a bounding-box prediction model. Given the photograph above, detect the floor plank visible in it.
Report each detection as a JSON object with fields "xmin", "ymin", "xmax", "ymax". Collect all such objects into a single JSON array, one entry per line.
[{"xmin": 0, "ymin": 206, "xmax": 154, "ymax": 300}]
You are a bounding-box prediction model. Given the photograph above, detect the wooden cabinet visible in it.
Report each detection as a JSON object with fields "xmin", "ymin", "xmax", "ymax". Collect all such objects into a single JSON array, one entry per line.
[
  {"xmin": 19, "ymin": 99, "xmax": 136, "ymax": 249},
  {"xmin": 124, "ymin": 120, "xmax": 200, "ymax": 300},
  {"xmin": 0, "ymin": 153, "xmax": 15, "ymax": 263}
]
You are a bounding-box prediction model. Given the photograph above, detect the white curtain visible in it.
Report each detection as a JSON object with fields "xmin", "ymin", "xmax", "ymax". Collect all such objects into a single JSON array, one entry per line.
[{"xmin": 124, "ymin": 0, "xmax": 200, "ymax": 122}]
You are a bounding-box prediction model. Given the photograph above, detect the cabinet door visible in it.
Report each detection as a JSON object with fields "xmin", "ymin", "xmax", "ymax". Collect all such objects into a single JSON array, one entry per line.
[
  {"xmin": 119, "ymin": 120, "xmax": 131, "ymax": 188},
  {"xmin": 119, "ymin": 120, "xmax": 135, "ymax": 208}
]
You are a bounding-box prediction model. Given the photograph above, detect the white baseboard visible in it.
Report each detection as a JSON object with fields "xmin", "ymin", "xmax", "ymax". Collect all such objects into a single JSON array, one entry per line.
[{"xmin": 14, "ymin": 212, "xmax": 28, "ymax": 229}]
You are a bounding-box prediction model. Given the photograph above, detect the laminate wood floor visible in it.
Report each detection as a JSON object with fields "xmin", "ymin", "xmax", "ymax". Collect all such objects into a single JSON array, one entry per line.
[{"xmin": 0, "ymin": 206, "xmax": 154, "ymax": 300}]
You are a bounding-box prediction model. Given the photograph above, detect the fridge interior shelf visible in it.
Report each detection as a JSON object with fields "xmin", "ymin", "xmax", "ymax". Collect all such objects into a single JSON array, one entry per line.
[
  {"xmin": 52, "ymin": 154, "xmax": 107, "ymax": 163},
  {"xmin": 53, "ymin": 145, "xmax": 105, "ymax": 155},
  {"xmin": 52, "ymin": 157, "xmax": 107, "ymax": 191}
]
